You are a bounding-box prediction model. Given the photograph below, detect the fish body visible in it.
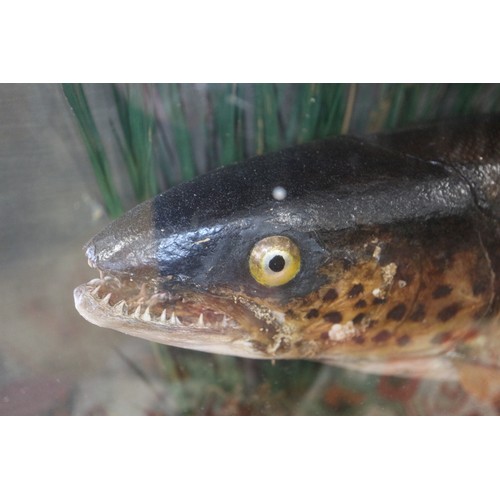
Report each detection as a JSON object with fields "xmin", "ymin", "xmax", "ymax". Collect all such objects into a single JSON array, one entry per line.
[{"xmin": 74, "ymin": 116, "xmax": 500, "ymax": 385}]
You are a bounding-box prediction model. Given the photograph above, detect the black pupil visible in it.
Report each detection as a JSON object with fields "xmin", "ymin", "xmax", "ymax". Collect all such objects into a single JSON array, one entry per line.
[{"xmin": 268, "ymin": 255, "xmax": 286, "ymax": 272}]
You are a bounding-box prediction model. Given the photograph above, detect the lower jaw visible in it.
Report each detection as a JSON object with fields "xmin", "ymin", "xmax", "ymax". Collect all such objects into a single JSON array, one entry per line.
[{"xmin": 73, "ymin": 280, "xmax": 281, "ymax": 358}]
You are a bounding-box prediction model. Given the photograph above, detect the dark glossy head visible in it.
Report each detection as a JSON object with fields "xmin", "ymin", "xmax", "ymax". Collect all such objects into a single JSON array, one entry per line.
[{"xmin": 84, "ymin": 136, "xmax": 471, "ymax": 292}]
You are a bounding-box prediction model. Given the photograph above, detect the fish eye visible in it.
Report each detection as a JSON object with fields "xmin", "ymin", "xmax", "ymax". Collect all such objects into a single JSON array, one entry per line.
[{"xmin": 249, "ymin": 236, "xmax": 301, "ymax": 287}]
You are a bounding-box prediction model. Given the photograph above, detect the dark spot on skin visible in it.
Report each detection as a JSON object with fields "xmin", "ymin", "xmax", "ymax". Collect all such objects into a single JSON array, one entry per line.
[
  {"xmin": 353, "ymin": 336, "xmax": 365, "ymax": 344},
  {"xmin": 320, "ymin": 332, "xmax": 329, "ymax": 340},
  {"xmin": 409, "ymin": 303, "xmax": 426, "ymax": 322},
  {"xmin": 364, "ymin": 243, "xmax": 377, "ymax": 257},
  {"xmin": 352, "ymin": 313, "xmax": 365, "ymax": 325},
  {"xmin": 397, "ymin": 335, "xmax": 411, "ymax": 347},
  {"xmin": 431, "ymin": 331, "xmax": 453, "ymax": 344},
  {"xmin": 387, "ymin": 303, "xmax": 407, "ymax": 321},
  {"xmin": 342, "ymin": 259, "xmax": 353, "ymax": 270},
  {"xmin": 323, "ymin": 288, "xmax": 338, "ymax": 302},
  {"xmin": 305, "ymin": 308, "xmax": 319, "ymax": 319},
  {"xmin": 373, "ymin": 330, "xmax": 391, "ymax": 342},
  {"xmin": 354, "ymin": 299, "xmax": 367, "ymax": 309},
  {"xmin": 378, "ymin": 250, "xmax": 392, "ymax": 267},
  {"xmin": 437, "ymin": 302, "xmax": 461, "ymax": 322},
  {"xmin": 473, "ymin": 281, "xmax": 488, "ymax": 296},
  {"xmin": 432, "ymin": 285, "xmax": 452, "ymax": 299},
  {"xmin": 324, "ymin": 311, "xmax": 343, "ymax": 324},
  {"xmin": 373, "ymin": 297, "xmax": 387, "ymax": 305},
  {"xmin": 348, "ymin": 284, "xmax": 364, "ymax": 298}
]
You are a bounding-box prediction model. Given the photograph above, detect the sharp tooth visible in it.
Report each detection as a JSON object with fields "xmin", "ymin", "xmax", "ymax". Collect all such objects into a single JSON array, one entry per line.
[
  {"xmin": 221, "ymin": 315, "xmax": 228, "ymax": 328},
  {"xmin": 169, "ymin": 312, "xmax": 182, "ymax": 325},
  {"xmin": 160, "ymin": 309, "xmax": 167, "ymax": 323},
  {"xmin": 100, "ymin": 293, "xmax": 112, "ymax": 305},
  {"xmin": 91, "ymin": 285, "xmax": 101, "ymax": 296},
  {"xmin": 133, "ymin": 305, "xmax": 142, "ymax": 319},
  {"xmin": 196, "ymin": 313, "xmax": 205, "ymax": 327},
  {"xmin": 142, "ymin": 306, "xmax": 152, "ymax": 322},
  {"xmin": 113, "ymin": 300, "xmax": 127, "ymax": 315}
]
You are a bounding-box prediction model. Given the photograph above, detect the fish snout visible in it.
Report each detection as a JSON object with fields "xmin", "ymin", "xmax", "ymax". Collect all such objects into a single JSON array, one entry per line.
[{"xmin": 83, "ymin": 200, "xmax": 160, "ymax": 278}]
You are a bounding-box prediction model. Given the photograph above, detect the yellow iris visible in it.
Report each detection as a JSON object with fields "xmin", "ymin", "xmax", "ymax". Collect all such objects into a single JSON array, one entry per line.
[{"xmin": 249, "ymin": 236, "xmax": 301, "ymax": 287}]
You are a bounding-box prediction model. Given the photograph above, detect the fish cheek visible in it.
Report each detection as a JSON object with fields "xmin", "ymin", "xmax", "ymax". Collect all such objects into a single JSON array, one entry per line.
[
  {"xmin": 284, "ymin": 228, "xmax": 425, "ymax": 351},
  {"xmin": 155, "ymin": 230, "xmax": 223, "ymax": 282}
]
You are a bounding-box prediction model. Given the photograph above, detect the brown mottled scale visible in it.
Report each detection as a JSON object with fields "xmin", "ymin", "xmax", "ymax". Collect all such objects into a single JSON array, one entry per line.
[
  {"xmin": 76, "ymin": 115, "xmax": 500, "ymax": 401},
  {"xmin": 286, "ymin": 221, "xmax": 491, "ymax": 358},
  {"xmin": 242, "ymin": 217, "xmax": 494, "ymax": 374}
]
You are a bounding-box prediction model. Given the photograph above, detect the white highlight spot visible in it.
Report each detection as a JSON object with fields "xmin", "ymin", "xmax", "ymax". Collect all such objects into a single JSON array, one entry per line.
[
  {"xmin": 372, "ymin": 245, "xmax": 381, "ymax": 261},
  {"xmin": 272, "ymin": 186, "xmax": 287, "ymax": 201},
  {"xmin": 193, "ymin": 238, "xmax": 211, "ymax": 245},
  {"xmin": 328, "ymin": 321, "xmax": 355, "ymax": 342},
  {"xmin": 381, "ymin": 263, "xmax": 397, "ymax": 285}
]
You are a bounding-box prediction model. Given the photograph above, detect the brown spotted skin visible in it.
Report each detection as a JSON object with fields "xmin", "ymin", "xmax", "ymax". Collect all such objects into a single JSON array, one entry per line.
[{"xmin": 240, "ymin": 216, "xmax": 495, "ymax": 369}]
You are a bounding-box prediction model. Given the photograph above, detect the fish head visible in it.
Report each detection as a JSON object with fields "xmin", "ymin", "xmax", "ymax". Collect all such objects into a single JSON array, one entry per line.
[
  {"xmin": 74, "ymin": 138, "xmax": 494, "ymax": 371},
  {"xmin": 74, "ymin": 147, "xmax": 332, "ymax": 359}
]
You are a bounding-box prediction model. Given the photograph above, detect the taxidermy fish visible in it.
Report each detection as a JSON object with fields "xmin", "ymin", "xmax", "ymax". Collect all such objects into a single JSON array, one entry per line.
[{"xmin": 74, "ymin": 116, "xmax": 500, "ymax": 400}]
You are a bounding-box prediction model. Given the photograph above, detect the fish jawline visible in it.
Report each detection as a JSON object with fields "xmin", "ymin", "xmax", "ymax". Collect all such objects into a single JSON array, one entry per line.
[
  {"xmin": 73, "ymin": 283, "xmax": 270, "ymax": 359},
  {"xmin": 74, "ymin": 282, "xmax": 467, "ymax": 377}
]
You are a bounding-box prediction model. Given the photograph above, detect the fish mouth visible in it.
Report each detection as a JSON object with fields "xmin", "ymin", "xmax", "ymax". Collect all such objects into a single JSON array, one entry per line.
[{"xmin": 74, "ymin": 270, "xmax": 280, "ymax": 358}]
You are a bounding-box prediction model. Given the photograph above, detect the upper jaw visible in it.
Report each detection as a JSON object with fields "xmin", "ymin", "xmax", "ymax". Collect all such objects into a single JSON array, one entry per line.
[{"xmin": 74, "ymin": 270, "xmax": 240, "ymax": 330}]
